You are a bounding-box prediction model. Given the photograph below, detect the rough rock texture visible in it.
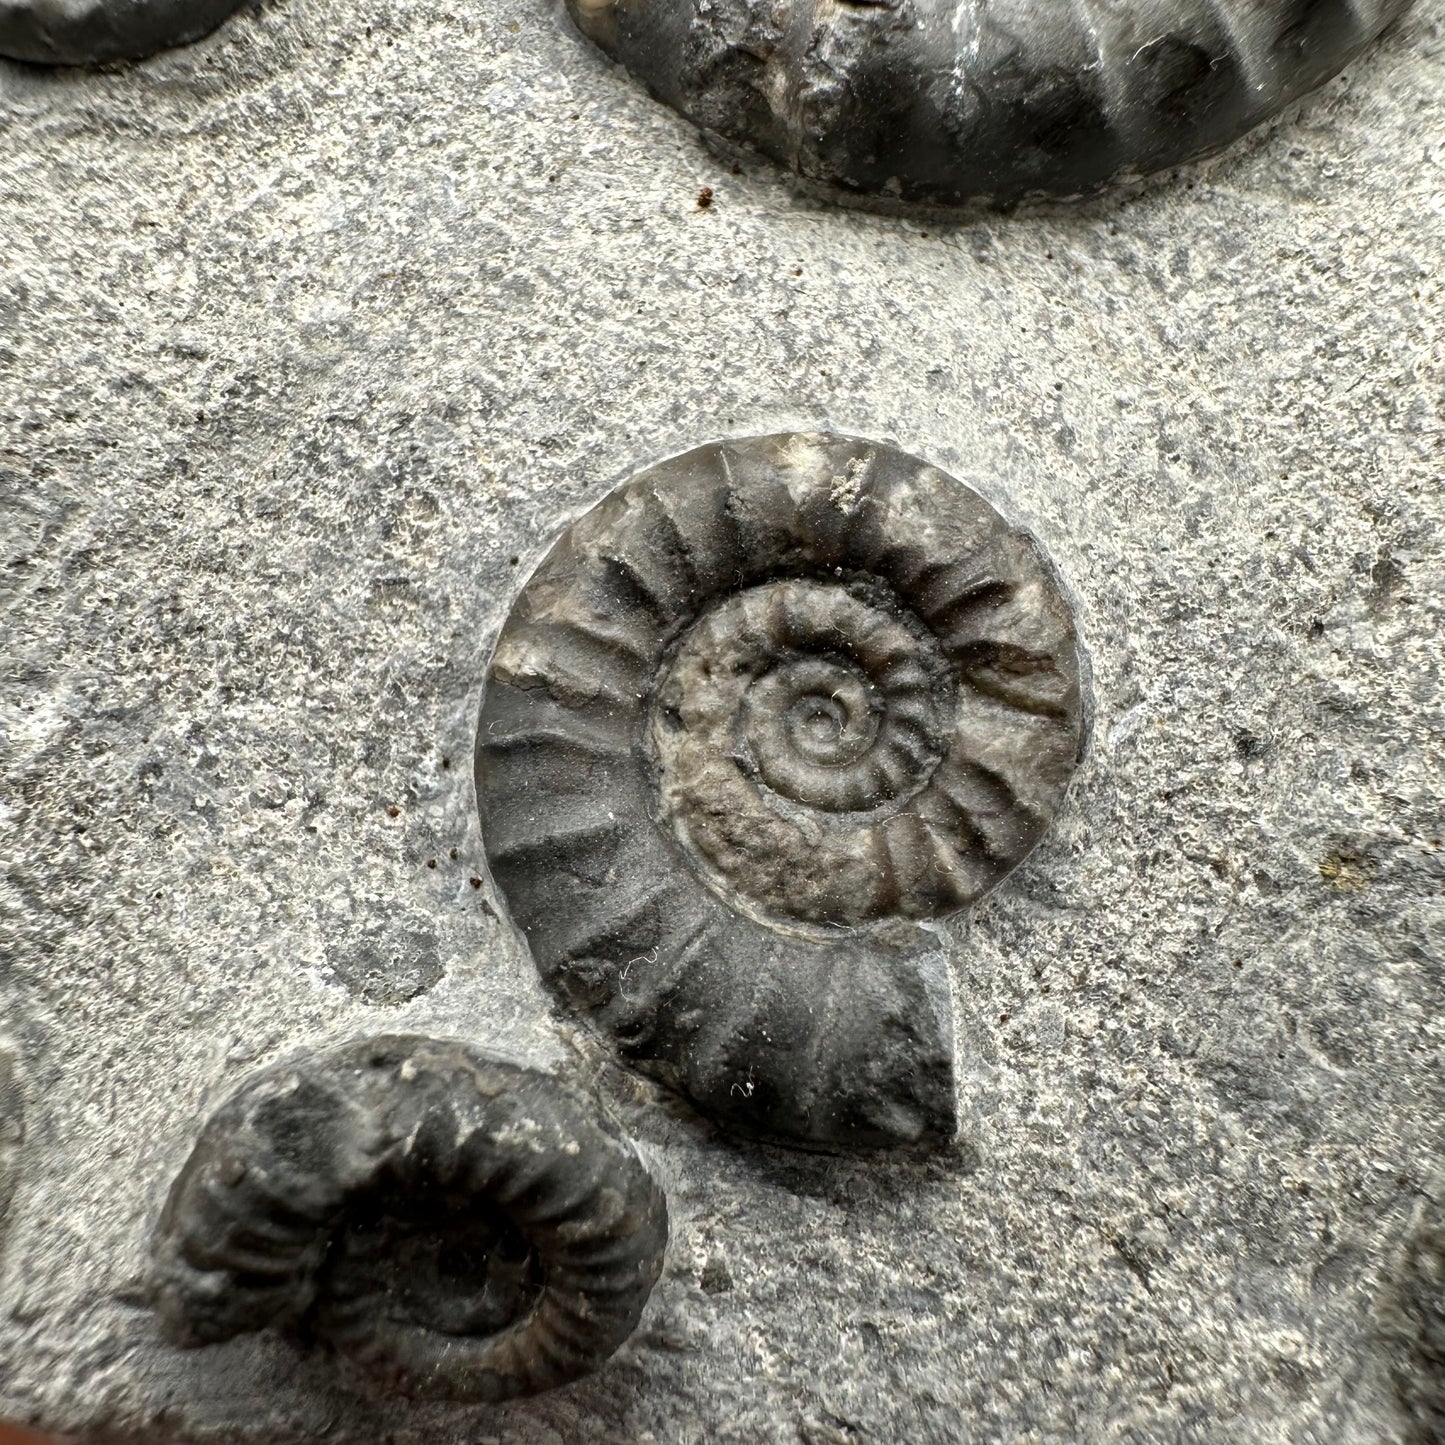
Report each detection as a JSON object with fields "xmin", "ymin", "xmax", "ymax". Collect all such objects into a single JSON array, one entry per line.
[{"xmin": 0, "ymin": 0, "xmax": 1442, "ymax": 1440}]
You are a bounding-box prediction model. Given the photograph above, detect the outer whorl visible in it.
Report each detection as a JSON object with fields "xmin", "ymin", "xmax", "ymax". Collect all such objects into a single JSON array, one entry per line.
[
  {"xmin": 565, "ymin": 0, "xmax": 1415, "ymax": 208},
  {"xmin": 476, "ymin": 433, "xmax": 1084, "ymax": 1150},
  {"xmin": 150, "ymin": 1036, "xmax": 669, "ymax": 1403}
]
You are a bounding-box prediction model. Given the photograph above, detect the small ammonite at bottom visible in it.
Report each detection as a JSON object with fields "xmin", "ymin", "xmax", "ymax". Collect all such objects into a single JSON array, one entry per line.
[
  {"xmin": 476, "ymin": 432, "xmax": 1085, "ymax": 1151},
  {"xmin": 149, "ymin": 1036, "xmax": 669, "ymax": 1403}
]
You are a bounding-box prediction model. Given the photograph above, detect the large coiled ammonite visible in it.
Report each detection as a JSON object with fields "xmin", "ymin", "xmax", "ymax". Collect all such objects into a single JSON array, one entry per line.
[
  {"xmin": 476, "ymin": 433, "xmax": 1083, "ymax": 1150},
  {"xmin": 567, "ymin": 0, "xmax": 1415, "ymax": 207},
  {"xmin": 150, "ymin": 1036, "xmax": 668, "ymax": 1402}
]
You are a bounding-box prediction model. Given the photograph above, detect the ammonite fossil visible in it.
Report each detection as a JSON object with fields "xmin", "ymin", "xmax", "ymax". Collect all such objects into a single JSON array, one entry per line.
[
  {"xmin": 566, "ymin": 0, "xmax": 1415, "ymax": 208},
  {"xmin": 0, "ymin": 0, "xmax": 247, "ymax": 64},
  {"xmin": 476, "ymin": 433, "xmax": 1083, "ymax": 1150},
  {"xmin": 150, "ymin": 1036, "xmax": 668, "ymax": 1402}
]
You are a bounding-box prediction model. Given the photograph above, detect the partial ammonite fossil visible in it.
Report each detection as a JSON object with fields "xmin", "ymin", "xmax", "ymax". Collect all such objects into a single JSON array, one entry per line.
[
  {"xmin": 567, "ymin": 0, "xmax": 1415, "ymax": 207},
  {"xmin": 0, "ymin": 1046, "xmax": 23, "ymax": 1265},
  {"xmin": 150, "ymin": 1036, "xmax": 668, "ymax": 1402},
  {"xmin": 1383, "ymin": 1191, "xmax": 1445, "ymax": 1444},
  {"xmin": 0, "ymin": 0, "xmax": 247, "ymax": 64},
  {"xmin": 476, "ymin": 433, "xmax": 1083, "ymax": 1150}
]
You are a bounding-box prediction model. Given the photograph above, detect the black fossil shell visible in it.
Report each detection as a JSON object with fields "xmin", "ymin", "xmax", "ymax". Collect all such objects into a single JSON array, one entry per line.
[
  {"xmin": 150, "ymin": 1036, "xmax": 669, "ymax": 1403},
  {"xmin": 1385, "ymin": 1194, "xmax": 1445, "ymax": 1444},
  {"xmin": 566, "ymin": 0, "xmax": 1415, "ymax": 208},
  {"xmin": 0, "ymin": 0, "xmax": 247, "ymax": 65},
  {"xmin": 476, "ymin": 433, "xmax": 1083, "ymax": 1150}
]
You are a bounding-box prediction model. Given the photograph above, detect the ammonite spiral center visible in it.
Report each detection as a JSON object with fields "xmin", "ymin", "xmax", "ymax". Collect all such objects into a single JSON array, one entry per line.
[
  {"xmin": 323, "ymin": 1198, "xmax": 541, "ymax": 1339},
  {"xmin": 762, "ymin": 663, "xmax": 877, "ymax": 771},
  {"xmin": 650, "ymin": 577, "xmax": 959, "ymax": 928}
]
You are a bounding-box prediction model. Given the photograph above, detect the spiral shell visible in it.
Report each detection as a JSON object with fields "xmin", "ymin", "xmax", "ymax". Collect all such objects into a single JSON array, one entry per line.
[
  {"xmin": 0, "ymin": 0, "xmax": 247, "ymax": 64},
  {"xmin": 476, "ymin": 433, "xmax": 1083, "ymax": 1149},
  {"xmin": 567, "ymin": 0, "xmax": 1414, "ymax": 208},
  {"xmin": 150, "ymin": 1036, "xmax": 668, "ymax": 1403}
]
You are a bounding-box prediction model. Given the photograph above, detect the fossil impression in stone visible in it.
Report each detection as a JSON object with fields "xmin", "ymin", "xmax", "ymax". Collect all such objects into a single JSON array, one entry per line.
[
  {"xmin": 1383, "ymin": 1191, "xmax": 1445, "ymax": 1444},
  {"xmin": 476, "ymin": 433, "xmax": 1083, "ymax": 1149},
  {"xmin": 150, "ymin": 1036, "xmax": 668, "ymax": 1402},
  {"xmin": 0, "ymin": 0, "xmax": 248, "ymax": 64},
  {"xmin": 566, "ymin": 0, "xmax": 1415, "ymax": 208}
]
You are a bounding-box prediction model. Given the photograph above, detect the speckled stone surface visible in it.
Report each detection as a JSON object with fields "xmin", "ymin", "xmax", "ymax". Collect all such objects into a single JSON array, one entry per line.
[{"xmin": 0, "ymin": 1, "xmax": 1442, "ymax": 1440}]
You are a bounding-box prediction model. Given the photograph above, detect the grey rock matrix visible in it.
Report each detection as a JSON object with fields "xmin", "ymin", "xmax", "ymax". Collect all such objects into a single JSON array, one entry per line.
[{"xmin": 1, "ymin": 0, "xmax": 1442, "ymax": 1441}]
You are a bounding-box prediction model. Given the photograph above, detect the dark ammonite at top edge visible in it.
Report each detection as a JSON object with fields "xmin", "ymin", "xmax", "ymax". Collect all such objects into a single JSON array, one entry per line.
[
  {"xmin": 476, "ymin": 434, "xmax": 1083, "ymax": 1150},
  {"xmin": 150, "ymin": 1036, "xmax": 668, "ymax": 1403},
  {"xmin": 0, "ymin": 0, "xmax": 248, "ymax": 64},
  {"xmin": 566, "ymin": 0, "xmax": 1415, "ymax": 208}
]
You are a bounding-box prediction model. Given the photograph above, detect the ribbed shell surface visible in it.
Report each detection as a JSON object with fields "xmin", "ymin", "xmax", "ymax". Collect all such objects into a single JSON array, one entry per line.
[
  {"xmin": 150, "ymin": 1036, "xmax": 668, "ymax": 1402},
  {"xmin": 566, "ymin": 0, "xmax": 1415, "ymax": 206},
  {"xmin": 476, "ymin": 433, "xmax": 1084, "ymax": 1149}
]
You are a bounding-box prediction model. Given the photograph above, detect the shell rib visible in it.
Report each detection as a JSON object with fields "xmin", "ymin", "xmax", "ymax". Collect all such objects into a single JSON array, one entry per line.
[
  {"xmin": 150, "ymin": 1036, "xmax": 668, "ymax": 1402},
  {"xmin": 476, "ymin": 433, "xmax": 1084, "ymax": 1150},
  {"xmin": 566, "ymin": 0, "xmax": 1415, "ymax": 207}
]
